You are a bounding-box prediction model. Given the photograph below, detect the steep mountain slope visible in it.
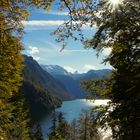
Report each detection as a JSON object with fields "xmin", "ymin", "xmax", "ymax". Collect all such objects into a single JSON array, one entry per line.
[
  {"xmin": 23, "ymin": 55, "xmax": 71, "ymax": 100},
  {"xmin": 22, "ymin": 81, "xmax": 61, "ymax": 121},
  {"xmin": 22, "ymin": 55, "xmax": 72, "ymax": 121},
  {"xmin": 41, "ymin": 65, "xmax": 69, "ymax": 75},
  {"xmin": 53, "ymin": 74, "xmax": 86, "ymax": 98},
  {"xmin": 41, "ymin": 65, "xmax": 86, "ymax": 98}
]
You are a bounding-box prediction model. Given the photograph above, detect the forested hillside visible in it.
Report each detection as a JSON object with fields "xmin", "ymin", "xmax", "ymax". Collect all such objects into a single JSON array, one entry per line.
[
  {"xmin": 23, "ymin": 55, "xmax": 71, "ymax": 101},
  {"xmin": 22, "ymin": 55, "xmax": 72, "ymax": 120}
]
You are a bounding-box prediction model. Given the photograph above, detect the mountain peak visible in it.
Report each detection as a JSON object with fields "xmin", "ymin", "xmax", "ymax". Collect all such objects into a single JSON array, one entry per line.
[
  {"xmin": 41, "ymin": 64, "xmax": 69, "ymax": 75},
  {"xmin": 74, "ymin": 70, "xmax": 79, "ymax": 74}
]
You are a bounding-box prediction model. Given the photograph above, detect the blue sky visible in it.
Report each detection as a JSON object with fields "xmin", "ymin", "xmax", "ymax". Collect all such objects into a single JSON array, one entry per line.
[{"xmin": 22, "ymin": 4, "xmax": 112, "ymax": 73}]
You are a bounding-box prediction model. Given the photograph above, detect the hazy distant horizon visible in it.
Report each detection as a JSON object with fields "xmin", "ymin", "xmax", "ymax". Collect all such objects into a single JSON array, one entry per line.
[{"xmin": 40, "ymin": 63, "xmax": 112, "ymax": 74}]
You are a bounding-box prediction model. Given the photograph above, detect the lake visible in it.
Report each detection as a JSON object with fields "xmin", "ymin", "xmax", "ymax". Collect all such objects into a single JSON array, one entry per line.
[{"xmin": 41, "ymin": 99, "xmax": 110, "ymax": 140}]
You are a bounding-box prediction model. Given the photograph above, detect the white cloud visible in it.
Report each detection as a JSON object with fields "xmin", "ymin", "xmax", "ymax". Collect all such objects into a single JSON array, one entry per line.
[
  {"xmin": 83, "ymin": 64, "xmax": 97, "ymax": 71},
  {"xmin": 63, "ymin": 49, "xmax": 94, "ymax": 53},
  {"xmin": 63, "ymin": 66, "xmax": 76, "ymax": 73},
  {"xmin": 36, "ymin": 41, "xmax": 94, "ymax": 54},
  {"xmin": 64, "ymin": 64, "xmax": 97, "ymax": 73},
  {"xmin": 48, "ymin": 11, "xmax": 68, "ymax": 16},
  {"xmin": 36, "ymin": 9, "xmax": 68, "ymax": 16},
  {"xmin": 22, "ymin": 20, "xmax": 97, "ymax": 30},
  {"xmin": 27, "ymin": 46, "xmax": 40, "ymax": 60},
  {"xmin": 102, "ymin": 48, "xmax": 112, "ymax": 55},
  {"xmin": 28, "ymin": 46, "xmax": 40, "ymax": 55},
  {"xmin": 22, "ymin": 20, "xmax": 66, "ymax": 26},
  {"xmin": 33, "ymin": 56, "xmax": 40, "ymax": 61}
]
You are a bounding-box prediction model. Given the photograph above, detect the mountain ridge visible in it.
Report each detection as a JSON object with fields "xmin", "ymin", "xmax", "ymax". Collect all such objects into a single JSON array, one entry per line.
[
  {"xmin": 23, "ymin": 56, "xmax": 72, "ymax": 100},
  {"xmin": 22, "ymin": 55, "xmax": 72, "ymax": 121},
  {"xmin": 41, "ymin": 64, "xmax": 112, "ymax": 99}
]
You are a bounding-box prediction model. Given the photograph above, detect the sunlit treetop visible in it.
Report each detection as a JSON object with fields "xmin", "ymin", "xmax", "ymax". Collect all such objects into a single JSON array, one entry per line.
[{"xmin": 106, "ymin": 0, "xmax": 124, "ymax": 11}]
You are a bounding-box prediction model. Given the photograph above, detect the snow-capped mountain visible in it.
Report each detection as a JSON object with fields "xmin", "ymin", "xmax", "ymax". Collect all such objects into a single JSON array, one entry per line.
[
  {"xmin": 41, "ymin": 64, "xmax": 112, "ymax": 99},
  {"xmin": 41, "ymin": 65, "xmax": 69, "ymax": 75}
]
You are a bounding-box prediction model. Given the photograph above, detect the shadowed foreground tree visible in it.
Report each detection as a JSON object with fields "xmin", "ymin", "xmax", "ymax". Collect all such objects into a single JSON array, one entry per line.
[
  {"xmin": 70, "ymin": 119, "xmax": 77, "ymax": 140},
  {"xmin": 31, "ymin": 123, "xmax": 43, "ymax": 140},
  {"xmin": 54, "ymin": 0, "xmax": 140, "ymax": 139},
  {"xmin": 57, "ymin": 112, "xmax": 72, "ymax": 140},
  {"xmin": 76, "ymin": 109, "xmax": 100, "ymax": 140},
  {"xmin": 0, "ymin": 1, "xmax": 59, "ymax": 139},
  {"xmin": 0, "ymin": 22, "xmax": 30, "ymax": 139},
  {"xmin": 48, "ymin": 110, "xmax": 57, "ymax": 139},
  {"xmin": 48, "ymin": 109, "xmax": 100, "ymax": 140},
  {"xmin": 48, "ymin": 112, "xmax": 71, "ymax": 140}
]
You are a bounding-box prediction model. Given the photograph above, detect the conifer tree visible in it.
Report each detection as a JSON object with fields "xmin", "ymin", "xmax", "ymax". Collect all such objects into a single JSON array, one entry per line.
[
  {"xmin": 0, "ymin": 23, "xmax": 30, "ymax": 139},
  {"xmin": 0, "ymin": 1, "xmax": 56, "ymax": 139},
  {"xmin": 57, "ymin": 112, "xmax": 72, "ymax": 140},
  {"xmin": 31, "ymin": 123, "xmax": 43, "ymax": 140},
  {"xmin": 48, "ymin": 111, "xmax": 72, "ymax": 140},
  {"xmin": 70, "ymin": 119, "xmax": 77, "ymax": 140},
  {"xmin": 48, "ymin": 110, "xmax": 57, "ymax": 139}
]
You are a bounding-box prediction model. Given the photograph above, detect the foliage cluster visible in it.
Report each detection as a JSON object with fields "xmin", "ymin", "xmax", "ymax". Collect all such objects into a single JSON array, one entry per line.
[
  {"xmin": 55, "ymin": 0, "xmax": 140, "ymax": 139},
  {"xmin": 48, "ymin": 109, "xmax": 100, "ymax": 140},
  {"xmin": 0, "ymin": 17, "xmax": 30, "ymax": 139},
  {"xmin": 0, "ymin": 0, "xmax": 56, "ymax": 139}
]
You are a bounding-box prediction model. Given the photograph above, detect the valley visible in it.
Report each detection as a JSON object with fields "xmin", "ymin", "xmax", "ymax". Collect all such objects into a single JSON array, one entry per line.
[{"xmin": 22, "ymin": 55, "xmax": 111, "ymax": 122}]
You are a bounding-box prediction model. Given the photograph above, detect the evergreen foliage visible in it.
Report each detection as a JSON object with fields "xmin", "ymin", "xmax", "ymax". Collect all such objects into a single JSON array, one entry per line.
[
  {"xmin": 48, "ymin": 111, "xmax": 72, "ymax": 140},
  {"xmin": 57, "ymin": 113, "xmax": 72, "ymax": 140},
  {"xmin": 84, "ymin": 1, "xmax": 140, "ymax": 139},
  {"xmin": 48, "ymin": 111, "xmax": 64, "ymax": 140},
  {"xmin": 0, "ymin": 1, "xmax": 55, "ymax": 139},
  {"xmin": 48, "ymin": 109, "xmax": 100, "ymax": 140},
  {"xmin": 30, "ymin": 123, "xmax": 43, "ymax": 140},
  {"xmin": 0, "ymin": 18, "xmax": 30, "ymax": 139}
]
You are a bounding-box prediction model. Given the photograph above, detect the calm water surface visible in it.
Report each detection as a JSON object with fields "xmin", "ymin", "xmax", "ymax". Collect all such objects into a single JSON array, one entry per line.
[{"xmin": 41, "ymin": 99, "xmax": 110, "ymax": 140}]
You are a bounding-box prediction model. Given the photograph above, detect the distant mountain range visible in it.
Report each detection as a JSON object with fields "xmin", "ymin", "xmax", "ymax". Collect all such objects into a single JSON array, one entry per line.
[{"xmin": 41, "ymin": 65, "xmax": 112, "ymax": 99}]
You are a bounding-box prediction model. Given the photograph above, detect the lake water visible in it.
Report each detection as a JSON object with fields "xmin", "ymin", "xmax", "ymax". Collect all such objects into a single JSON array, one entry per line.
[{"xmin": 41, "ymin": 99, "xmax": 110, "ymax": 140}]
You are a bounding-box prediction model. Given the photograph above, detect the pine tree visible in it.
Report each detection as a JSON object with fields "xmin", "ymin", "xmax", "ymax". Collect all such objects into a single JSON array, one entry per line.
[
  {"xmin": 0, "ymin": 1, "xmax": 57, "ymax": 139},
  {"xmin": 70, "ymin": 119, "xmax": 77, "ymax": 140},
  {"xmin": 48, "ymin": 132, "xmax": 64, "ymax": 140},
  {"xmin": 31, "ymin": 123, "xmax": 43, "ymax": 140},
  {"xmin": 58, "ymin": 112, "xmax": 64, "ymax": 124},
  {"xmin": 48, "ymin": 111, "xmax": 72, "ymax": 140},
  {"xmin": 57, "ymin": 112, "xmax": 72, "ymax": 140},
  {"xmin": 48, "ymin": 110, "xmax": 57, "ymax": 139},
  {"xmin": 0, "ymin": 17, "xmax": 30, "ymax": 139}
]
